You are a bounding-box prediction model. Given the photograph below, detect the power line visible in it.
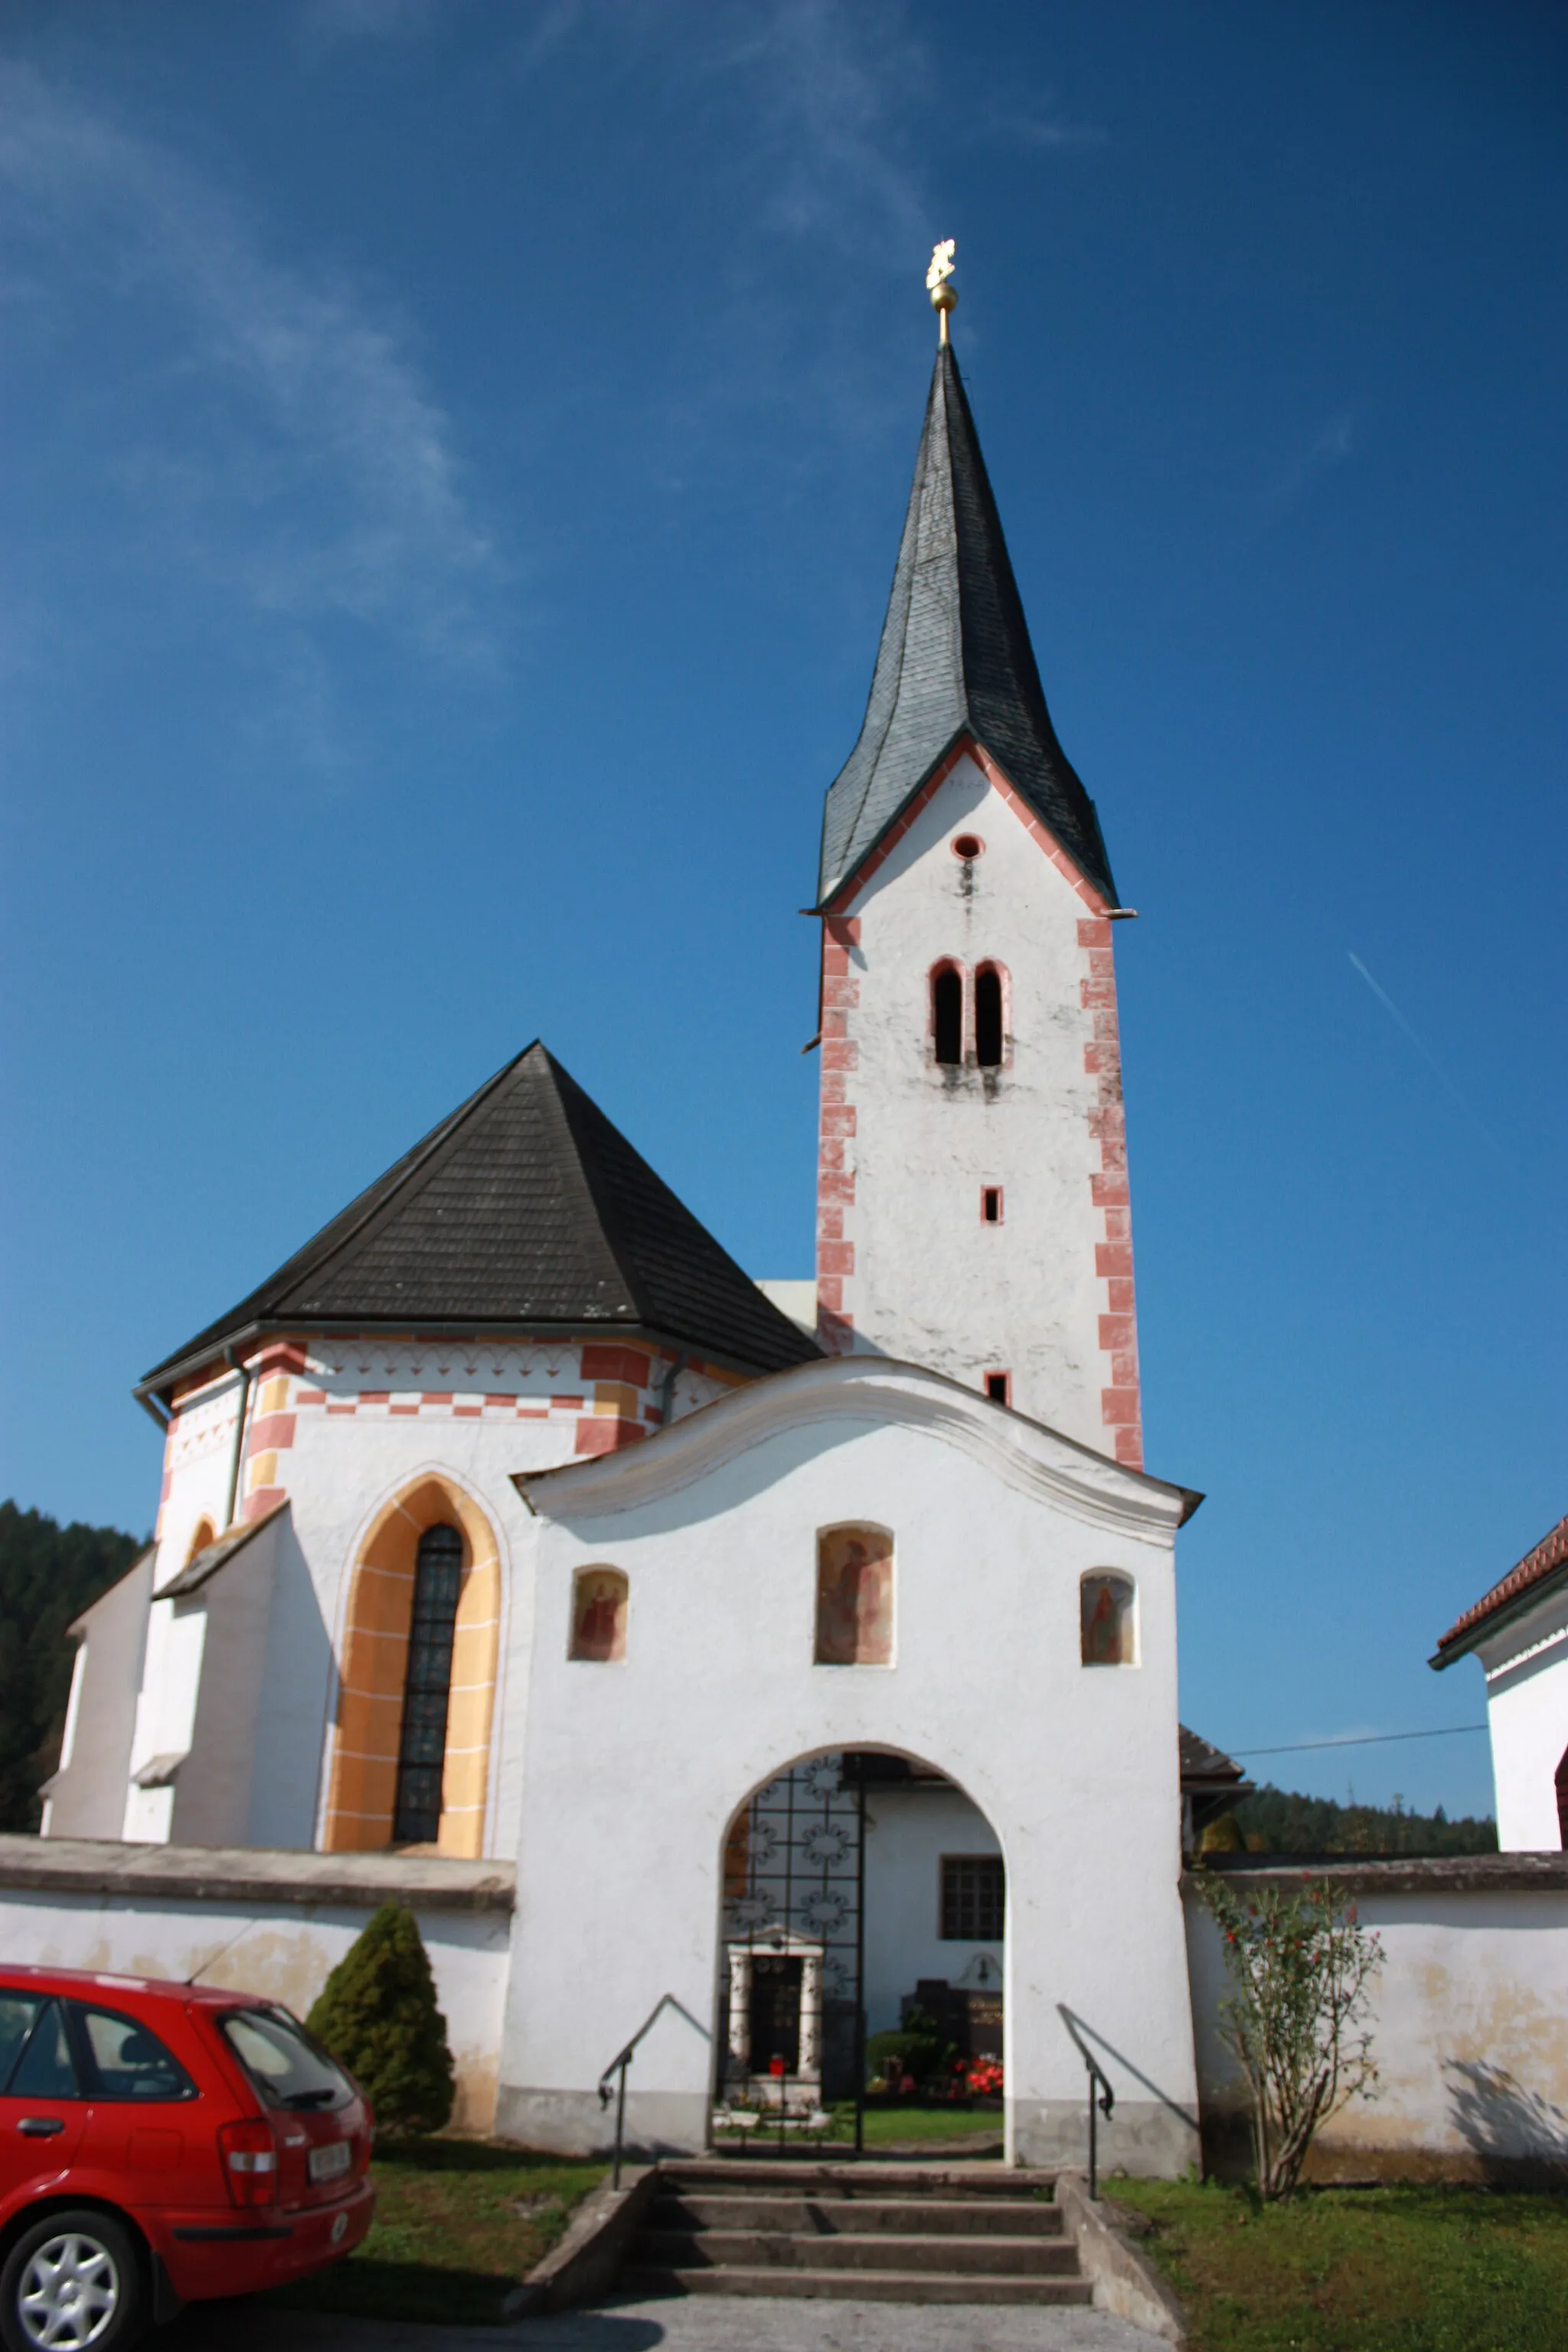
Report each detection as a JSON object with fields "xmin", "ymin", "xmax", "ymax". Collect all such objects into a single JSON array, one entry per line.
[{"xmin": 1231, "ymin": 1725, "xmax": 1487, "ymax": 1758}]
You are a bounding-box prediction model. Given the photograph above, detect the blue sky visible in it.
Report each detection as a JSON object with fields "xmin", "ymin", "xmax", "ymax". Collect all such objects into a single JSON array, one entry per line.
[{"xmin": 2, "ymin": 2, "xmax": 1563, "ymax": 1817}]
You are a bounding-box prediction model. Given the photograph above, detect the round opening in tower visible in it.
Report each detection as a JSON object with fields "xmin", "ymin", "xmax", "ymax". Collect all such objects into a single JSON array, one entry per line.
[{"xmin": 951, "ymin": 834, "xmax": 984, "ymax": 861}]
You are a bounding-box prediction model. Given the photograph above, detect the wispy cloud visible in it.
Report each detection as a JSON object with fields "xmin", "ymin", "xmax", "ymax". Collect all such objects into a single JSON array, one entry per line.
[
  {"xmin": 297, "ymin": 0, "xmax": 446, "ymax": 51},
  {"xmin": 714, "ymin": 0, "xmax": 932, "ymax": 266},
  {"xmin": 1348, "ymin": 950, "xmax": 1505, "ymax": 1160},
  {"xmin": 1260, "ymin": 410, "xmax": 1356, "ymax": 525},
  {"xmin": 987, "ymin": 102, "xmax": 1108, "ymax": 152},
  {"xmin": 0, "ymin": 60, "xmax": 501, "ymax": 767}
]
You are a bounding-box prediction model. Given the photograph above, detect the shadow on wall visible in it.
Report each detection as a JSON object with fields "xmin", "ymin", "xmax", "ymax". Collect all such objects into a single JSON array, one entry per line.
[{"xmin": 1446, "ymin": 2059, "xmax": 1568, "ymax": 2188}]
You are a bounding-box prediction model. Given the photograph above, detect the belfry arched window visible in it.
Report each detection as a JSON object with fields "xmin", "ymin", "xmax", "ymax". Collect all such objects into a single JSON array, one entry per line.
[
  {"xmin": 975, "ymin": 965, "xmax": 1004, "ymax": 1068},
  {"xmin": 394, "ymin": 1522, "xmax": 464, "ymax": 1844},
  {"xmin": 932, "ymin": 965, "xmax": 963, "ymax": 1066}
]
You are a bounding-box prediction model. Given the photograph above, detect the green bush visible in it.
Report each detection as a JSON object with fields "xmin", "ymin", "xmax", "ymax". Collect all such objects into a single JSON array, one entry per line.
[
  {"xmin": 306, "ymin": 1905, "xmax": 456, "ymax": 2138},
  {"xmin": 865, "ymin": 2027, "xmax": 941, "ymax": 2086}
]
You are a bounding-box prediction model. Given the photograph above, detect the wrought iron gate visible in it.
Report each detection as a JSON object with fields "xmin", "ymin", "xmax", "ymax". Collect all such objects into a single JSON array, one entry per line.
[{"xmin": 717, "ymin": 1750, "xmax": 867, "ymax": 2153}]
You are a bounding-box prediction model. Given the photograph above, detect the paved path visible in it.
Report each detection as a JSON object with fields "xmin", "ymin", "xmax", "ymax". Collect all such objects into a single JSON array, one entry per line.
[{"xmin": 166, "ymin": 2293, "xmax": 1169, "ymax": 2351}]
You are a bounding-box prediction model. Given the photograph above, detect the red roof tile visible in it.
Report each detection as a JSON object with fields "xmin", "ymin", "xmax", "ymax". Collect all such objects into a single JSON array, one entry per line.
[{"xmin": 1435, "ymin": 1514, "xmax": 1568, "ymax": 1658}]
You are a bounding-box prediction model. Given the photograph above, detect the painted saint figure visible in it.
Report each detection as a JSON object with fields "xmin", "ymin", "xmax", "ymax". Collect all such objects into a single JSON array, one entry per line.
[
  {"xmin": 1081, "ymin": 1573, "xmax": 1134, "ymax": 1667},
  {"xmin": 815, "ymin": 1526, "xmax": 893, "ymax": 1666},
  {"xmin": 571, "ymin": 1568, "xmax": 628, "ymax": 1662}
]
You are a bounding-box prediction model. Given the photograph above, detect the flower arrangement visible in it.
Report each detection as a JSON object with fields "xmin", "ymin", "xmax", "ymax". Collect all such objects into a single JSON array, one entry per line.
[{"xmin": 950, "ymin": 2056, "xmax": 1003, "ymax": 2099}]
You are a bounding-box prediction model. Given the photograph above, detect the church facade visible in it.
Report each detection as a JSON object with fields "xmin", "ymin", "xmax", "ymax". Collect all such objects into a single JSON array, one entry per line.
[{"xmin": 44, "ymin": 306, "xmax": 1208, "ymax": 2171}]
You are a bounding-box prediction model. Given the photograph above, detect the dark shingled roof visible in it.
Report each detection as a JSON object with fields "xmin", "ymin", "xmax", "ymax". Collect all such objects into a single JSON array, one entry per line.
[
  {"xmin": 818, "ymin": 341, "xmax": 1117, "ymax": 910},
  {"xmin": 141, "ymin": 1044, "xmax": 821, "ymax": 1393}
]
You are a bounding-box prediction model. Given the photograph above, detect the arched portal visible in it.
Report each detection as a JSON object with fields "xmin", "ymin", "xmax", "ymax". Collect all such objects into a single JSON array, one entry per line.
[{"xmin": 714, "ymin": 1746, "xmax": 1006, "ymax": 2151}]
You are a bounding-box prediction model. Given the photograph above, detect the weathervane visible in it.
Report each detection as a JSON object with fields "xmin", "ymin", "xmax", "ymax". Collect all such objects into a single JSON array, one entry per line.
[{"xmin": 926, "ymin": 239, "xmax": 957, "ymax": 344}]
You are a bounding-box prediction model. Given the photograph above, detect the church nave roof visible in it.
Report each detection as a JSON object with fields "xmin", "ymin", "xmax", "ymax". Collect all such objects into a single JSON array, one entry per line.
[{"xmin": 139, "ymin": 1042, "xmax": 819, "ymax": 1398}]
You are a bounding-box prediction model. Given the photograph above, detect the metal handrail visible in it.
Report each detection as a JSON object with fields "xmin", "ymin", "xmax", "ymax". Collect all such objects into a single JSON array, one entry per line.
[
  {"xmin": 596, "ymin": 1993, "xmax": 709, "ymax": 2188},
  {"xmin": 1057, "ymin": 2006, "xmax": 1116, "ymax": 2200}
]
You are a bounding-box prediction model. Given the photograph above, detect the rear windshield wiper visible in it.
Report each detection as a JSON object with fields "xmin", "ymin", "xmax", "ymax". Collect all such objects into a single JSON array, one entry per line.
[{"xmin": 281, "ymin": 2088, "xmax": 341, "ymax": 2110}]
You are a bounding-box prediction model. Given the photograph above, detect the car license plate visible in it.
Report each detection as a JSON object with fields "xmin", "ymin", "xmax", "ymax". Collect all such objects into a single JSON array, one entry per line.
[{"xmin": 309, "ymin": 2140, "xmax": 352, "ymax": 2184}]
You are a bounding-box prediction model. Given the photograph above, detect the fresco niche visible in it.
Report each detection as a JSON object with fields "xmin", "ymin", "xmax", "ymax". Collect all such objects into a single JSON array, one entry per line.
[
  {"xmin": 570, "ymin": 1566, "xmax": 629, "ymax": 1662},
  {"xmin": 1080, "ymin": 1571, "xmax": 1136, "ymax": 1667},
  {"xmin": 815, "ymin": 1524, "xmax": 894, "ymax": 1667}
]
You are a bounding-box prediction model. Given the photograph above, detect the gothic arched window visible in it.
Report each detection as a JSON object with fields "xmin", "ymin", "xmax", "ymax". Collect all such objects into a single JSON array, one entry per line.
[
  {"xmin": 1080, "ymin": 1571, "xmax": 1136, "ymax": 1668},
  {"xmin": 393, "ymin": 1522, "xmax": 465, "ymax": 1844},
  {"xmin": 975, "ymin": 965, "xmax": 1005, "ymax": 1068},
  {"xmin": 932, "ymin": 965, "xmax": 964, "ymax": 1066}
]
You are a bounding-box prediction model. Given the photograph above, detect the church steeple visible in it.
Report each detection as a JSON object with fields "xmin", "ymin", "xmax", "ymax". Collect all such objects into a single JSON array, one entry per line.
[
  {"xmin": 811, "ymin": 263, "xmax": 1142, "ymax": 1466},
  {"xmin": 818, "ymin": 337, "xmax": 1116, "ymax": 911}
]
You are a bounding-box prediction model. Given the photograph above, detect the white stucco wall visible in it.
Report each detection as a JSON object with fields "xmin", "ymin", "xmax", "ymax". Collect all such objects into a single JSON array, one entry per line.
[
  {"xmin": 498, "ymin": 1357, "xmax": 1200, "ymax": 2175},
  {"xmin": 1185, "ymin": 1866, "xmax": 1568, "ymax": 2177},
  {"xmin": 100, "ymin": 1338, "xmax": 738, "ymax": 1860},
  {"xmin": 861, "ymin": 1785, "xmax": 1002, "ymax": 2035},
  {"xmin": 1475, "ymin": 1590, "xmax": 1568, "ymax": 1852},
  {"xmin": 42, "ymin": 1553, "xmax": 153, "ymax": 1841},
  {"xmin": 0, "ymin": 1864, "xmax": 511, "ymax": 2135},
  {"xmin": 822, "ymin": 755, "xmax": 1129, "ymax": 1456}
]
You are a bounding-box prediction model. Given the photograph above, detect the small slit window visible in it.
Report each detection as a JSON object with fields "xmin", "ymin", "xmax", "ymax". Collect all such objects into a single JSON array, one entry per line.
[
  {"xmin": 985, "ymin": 1371, "xmax": 1011, "ymax": 1406},
  {"xmin": 1081, "ymin": 1572, "xmax": 1137, "ymax": 1667},
  {"xmin": 975, "ymin": 965, "xmax": 1004, "ymax": 1067},
  {"xmin": 982, "ymin": 1186, "xmax": 1003, "ymax": 1225},
  {"xmin": 941, "ymin": 1855, "xmax": 1005, "ymax": 1941},
  {"xmin": 932, "ymin": 965, "xmax": 963, "ymax": 1066}
]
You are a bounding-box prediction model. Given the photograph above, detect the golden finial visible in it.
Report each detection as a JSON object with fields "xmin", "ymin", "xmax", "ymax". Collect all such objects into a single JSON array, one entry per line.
[{"xmin": 926, "ymin": 239, "xmax": 957, "ymax": 344}]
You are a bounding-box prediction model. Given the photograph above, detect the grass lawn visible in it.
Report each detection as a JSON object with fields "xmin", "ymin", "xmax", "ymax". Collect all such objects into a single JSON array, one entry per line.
[
  {"xmin": 259, "ymin": 2139, "xmax": 606, "ymax": 2325},
  {"xmin": 1112, "ymin": 2178, "xmax": 1568, "ymax": 2352},
  {"xmin": 714, "ymin": 2102, "xmax": 1003, "ymax": 2151},
  {"xmin": 852, "ymin": 2103, "xmax": 1003, "ymax": 2147}
]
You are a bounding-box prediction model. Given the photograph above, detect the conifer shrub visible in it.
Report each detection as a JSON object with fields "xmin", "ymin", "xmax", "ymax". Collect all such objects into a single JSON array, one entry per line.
[{"xmin": 306, "ymin": 1904, "xmax": 456, "ymax": 2138}]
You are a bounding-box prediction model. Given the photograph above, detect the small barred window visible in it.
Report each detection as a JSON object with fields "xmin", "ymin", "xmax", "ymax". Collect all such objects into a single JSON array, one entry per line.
[{"xmin": 941, "ymin": 1854, "xmax": 1005, "ymax": 1941}]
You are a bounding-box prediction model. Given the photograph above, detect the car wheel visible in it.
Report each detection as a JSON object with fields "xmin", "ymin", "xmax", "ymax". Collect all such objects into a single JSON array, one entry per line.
[{"xmin": 0, "ymin": 2210, "xmax": 144, "ymax": 2352}]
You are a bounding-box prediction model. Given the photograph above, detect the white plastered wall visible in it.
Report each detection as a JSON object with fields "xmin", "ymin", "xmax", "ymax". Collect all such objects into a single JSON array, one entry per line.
[
  {"xmin": 42, "ymin": 1554, "xmax": 154, "ymax": 1840},
  {"xmin": 0, "ymin": 1886, "xmax": 509, "ymax": 2136},
  {"xmin": 1185, "ymin": 1878, "xmax": 1568, "ymax": 2174},
  {"xmin": 498, "ymin": 1359, "xmax": 1200, "ymax": 2174},
  {"xmin": 826, "ymin": 755, "xmax": 1119, "ymax": 1452},
  {"xmin": 1476, "ymin": 1588, "xmax": 1568, "ymax": 1852},
  {"xmin": 861, "ymin": 1785, "xmax": 1003, "ymax": 2035},
  {"xmin": 120, "ymin": 1339, "xmax": 738, "ymax": 1859}
]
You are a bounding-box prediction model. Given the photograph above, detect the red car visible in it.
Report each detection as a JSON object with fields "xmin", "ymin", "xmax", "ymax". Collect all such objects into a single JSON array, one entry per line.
[{"xmin": 0, "ymin": 1966, "xmax": 374, "ymax": 2351}]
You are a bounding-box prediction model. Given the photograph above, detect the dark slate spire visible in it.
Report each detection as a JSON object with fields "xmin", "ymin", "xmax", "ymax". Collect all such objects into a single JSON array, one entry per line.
[
  {"xmin": 139, "ymin": 1043, "xmax": 819, "ymax": 1395},
  {"xmin": 818, "ymin": 341, "xmax": 1117, "ymax": 908}
]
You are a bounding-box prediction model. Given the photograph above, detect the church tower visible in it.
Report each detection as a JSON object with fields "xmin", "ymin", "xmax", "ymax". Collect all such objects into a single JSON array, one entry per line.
[{"xmin": 813, "ymin": 256, "xmax": 1142, "ymax": 1467}]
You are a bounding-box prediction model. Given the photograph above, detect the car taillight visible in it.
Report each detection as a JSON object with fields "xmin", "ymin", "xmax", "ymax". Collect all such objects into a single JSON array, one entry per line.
[{"xmin": 217, "ymin": 2117, "xmax": 280, "ymax": 2209}]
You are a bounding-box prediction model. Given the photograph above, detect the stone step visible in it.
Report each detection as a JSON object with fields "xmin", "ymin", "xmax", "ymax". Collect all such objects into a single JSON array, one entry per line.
[
  {"xmin": 649, "ymin": 2194, "xmax": 1063, "ymax": 2237},
  {"xmin": 636, "ymin": 2229, "xmax": 1080, "ymax": 2278},
  {"xmin": 619, "ymin": 2265, "xmax": 1095, "ymax": 2306},
  {"xmin": 659, "ymin": 2161, "xmax": 1054, "ymax": 2197}
]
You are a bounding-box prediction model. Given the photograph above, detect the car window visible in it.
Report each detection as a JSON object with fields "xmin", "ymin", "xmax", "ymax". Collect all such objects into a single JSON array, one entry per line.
[
  {"xmin": 220, "ymin": 2009, "xmax": 354, "ymax": 2112},
  {"xmin": 74, "ymin": 2005, "xmax": 196, "ymax": 2102},
  {"xmin": 0, "ymin": 1993, "xmax": 46, "ymax": 2090},
  {"xmin": 6, "ymin": 2000, "xmax": 80, "ymax": 2101}
]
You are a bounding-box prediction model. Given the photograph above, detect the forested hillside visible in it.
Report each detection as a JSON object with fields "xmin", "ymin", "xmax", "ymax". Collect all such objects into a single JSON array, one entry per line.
[
  {"xmin": 1228, "ymin": 1782, "xmax": 1496, "ymax": 1857},
  {"xmin": 0, "ymin": 1502, "xmax": 146, "ymax": 1832}
]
